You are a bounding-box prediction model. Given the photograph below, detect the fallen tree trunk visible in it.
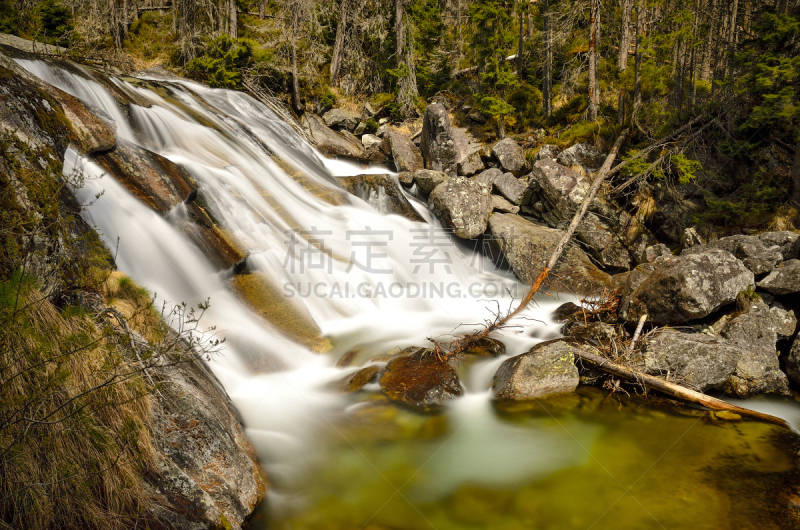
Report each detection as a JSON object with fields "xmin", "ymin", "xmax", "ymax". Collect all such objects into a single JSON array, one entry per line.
[
  {"xmin": 452, "ymin": 54, "xmax": 518, "ymax": 78},
  {"xmin": 571, "ymin": 344, "xmax": 790, "ymax": 429}
]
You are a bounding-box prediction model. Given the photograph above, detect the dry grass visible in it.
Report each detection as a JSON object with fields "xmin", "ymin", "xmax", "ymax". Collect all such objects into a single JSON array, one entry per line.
[{"xmin": 0, "ymin": 276, "xmax": 161, "ymax": 530}]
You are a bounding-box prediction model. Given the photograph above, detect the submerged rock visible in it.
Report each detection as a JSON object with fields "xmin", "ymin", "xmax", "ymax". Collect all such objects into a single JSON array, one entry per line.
[
  {"xmin": 379, "ymin": 348, "xmax": 463, "ymax": 410},
  {"xmin": 420, "ymin": 103, "xmax": 457, "ymax": 175},
  {"xmin": 428, "ymin": 176, "xmax": 492, "ymax": 239},
  {"xmin": 491, "ymin": 340, "xmax": 579, "ymax": 401},
  {"xmin": 757, "ymin": 259, "xmax": 800, "ymax": 295},
  {"xmin": 488, "ymin": 214, "xmax": 613, "ymax": 294},
  {"xmin": 337, "ymin": 173, "xmax": 425, "ymax": 222},
  {"xmin": 491, "ymin": 138, "xmax": 527, "ymax": 175},
  {"xmin": 619, "ymin": 249, "xmax": 754, "ymax": 325},
  {"xmin": 337, "ymin": 365, "xmax": 382, "ymax": 393}
]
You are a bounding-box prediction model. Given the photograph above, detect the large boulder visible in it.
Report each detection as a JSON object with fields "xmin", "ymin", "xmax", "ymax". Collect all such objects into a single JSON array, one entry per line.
[
  {"xmin": 420, "ymin": 103, "xmax": 457, "ymax": 175},
  {"xmin": 758, "ymin": 231, "xmax": 799, "ymax": 260},
  {"xmin": 337, "ymin": 174, "xmax": 425, "ymax": 222},
  {"xmin": 492, "ymin": 172, "xmax": 528, "ymax": 205},
  {"xmin": 685, "ymin": 234, "xmax": 782, "ymax": 275},
  {"xmin": 716, "ymin": 300, "xmax": 790, "ymax": 397},
  {"xmin": 472, "ymin": 167, "xmax": 503, "ymax": 187},
  {"xmin": 491, "ymin": 340, "xmax": 579, "ymax": 401},
  {"xmin": 575, "ymin": 212, "xmax": 632, "ymax": 270},
  {"xmin": 379, "ymin": 348, "xmax": 463, "ymax": 410},
  {"xmin": 556, "ymin": 142, "xmax": 606, "ymax": 171},
  {"xmin": 148, "ymin": 357, "xmax": 266, "ymax": 530},
  {"xmin": 491, "ymin": 195, "xmax": 519, "ymax": 214},
  {"xmin": 526, "ymin": 158, "xmax": 592, "ymax": 223},
  {"xmin": 413, "ymin": 169, "xmax": 451, "ymax": 197},
  {"xmin": 385, "ymin": 131, "xmax": 424, "ymax": 173},
  {"xmin": 302, "ymin": 113, "xmax": 367, "ymax": 160},
  {"xmin": 786, "ymin": 336, "xmax": 800, "ymax": 386},
  {"xmin": 458, "ymin": 150, "xmax": 485, "ymax": 177},
  {"xmin": 619, "ymin": 249, "xmax": 754, "ymax": 325},
  {"xmin": 428, "ymin": 177, "xmax": 492, "ymax": 239},
  {"xmin": 491, "ymin": 138, "xmax": 526, "ymax": 175},
  {"xmin": 488, "ymin": 214, "xmax": 614, "ymax": 294},
  {"xmin": 535, "ymin": 144, "xmax": 561, "ymax": 161},
  {"xmin": 641, "ymin": 331, "xmax": 744, "ymax": 393},
  {"xmin": 757, "ymin": 259, "xmax": 800, "ymax": 295},
  {"xmin": 322, "ymin": 108, "xmax": 361, "ymax": 131}
]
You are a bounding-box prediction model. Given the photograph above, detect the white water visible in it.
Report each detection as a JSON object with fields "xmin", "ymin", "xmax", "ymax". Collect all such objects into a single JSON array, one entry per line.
[{"xmin": 20, "ymin": 59, "xmax": 586, "ymax": 515}]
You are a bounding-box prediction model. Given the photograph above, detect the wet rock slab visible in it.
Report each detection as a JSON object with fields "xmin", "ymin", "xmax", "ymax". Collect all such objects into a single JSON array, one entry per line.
[
  {"xmin": 379, "ymin": 348, "xmax": 463, "ymax": 410},
  {"xmin": 491, "ymin": 340, "xmax": 580, "ymax": 401}
]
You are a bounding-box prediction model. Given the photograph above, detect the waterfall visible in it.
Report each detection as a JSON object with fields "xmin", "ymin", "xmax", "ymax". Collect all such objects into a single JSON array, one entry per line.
[{"xmin": 19, "ymin": 59, "xmax": 579, "ymax": 517}]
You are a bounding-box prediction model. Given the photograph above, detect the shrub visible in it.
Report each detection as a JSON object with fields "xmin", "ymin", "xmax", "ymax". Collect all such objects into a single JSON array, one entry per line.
[{"xmin": 185, "ymin": 35, "xmax": 255, "ymax": 89}]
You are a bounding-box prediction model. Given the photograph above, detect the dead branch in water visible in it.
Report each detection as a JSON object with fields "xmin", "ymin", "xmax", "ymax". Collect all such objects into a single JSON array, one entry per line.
[
  {"xmin": 570, "ymin": 344, "xmax": 790, "ymax": 429},
  {"xmin": 432, "ymin": 129, "xmax": 630, "ymax": 360}
]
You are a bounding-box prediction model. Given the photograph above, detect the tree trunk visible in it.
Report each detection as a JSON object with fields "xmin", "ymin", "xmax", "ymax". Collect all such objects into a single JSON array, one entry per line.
[
  {"xmin": 588, "ymin": 0, "xmax": 600, "ymax": 121},
  {"xmin": 122, "ymin": 0, "xmax": 128, "ymax": 37},
  {"xmin": 542, "ymin": 0, "xmax": 552, "ymax": 117},
  {"xmin": 517, "ymin": 8, "xmax": 524, "ymax": 78},
  {"xmin": 395, "ymin": 0, "xmax": 404, "ymax": 62},
  {"xmin": 291, "ymin": 6, "xmax": 301, "ymax": 113},
  {"xmin": 701, "ymin": 0, "xmax": 717, "ymax": 82},
  {"xmin": 259, "ymin": 0, "xmax": 266, "ymax": 18},
  {"xmin": 229, "ymin": 0, "xmax": 237, "ymax": 39},
  {"xmin": 791, "ymin": 137, "xmax": 800, "ymax": 209},
  {"xmin": 619, "ymin": 0, "xmax": 632, "ymax": 71},
  {"xmin": 330, "ymin": 0, "xmax": 350, "ymax": 85},
  {"xmin": 632, "ymin": 0, "xmax": 646, "ymax": 125},
  {"xmin": 497, "ymin": 115, "xmax": 506, "ymax": 139}
]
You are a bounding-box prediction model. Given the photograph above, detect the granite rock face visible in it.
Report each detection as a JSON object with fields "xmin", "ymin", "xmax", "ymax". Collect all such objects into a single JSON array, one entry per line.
[
  {"xmin": 428, "ymin": 177, "xmax": 492, "ymax": 239},
  {"xmin": 619, "ymin": 249, "xmax": 754, "ymax": 325},
  {"xmin": 491, "ymin": 340, "xmax": 580, "ymax": 401},
  {"xmin": 488, "ymin": 214, "xmax": 614, "ymax": 294}
]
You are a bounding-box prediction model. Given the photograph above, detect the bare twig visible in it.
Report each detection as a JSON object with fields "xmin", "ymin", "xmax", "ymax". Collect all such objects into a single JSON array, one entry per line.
[{"xmin": 629, "ymin": 313, "xmax": 647, "ymax": 350}]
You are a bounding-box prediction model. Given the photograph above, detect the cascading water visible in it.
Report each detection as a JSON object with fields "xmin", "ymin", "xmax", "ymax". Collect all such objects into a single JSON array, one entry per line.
[{"xmin": 19, "ymin": 58, "xmax": 800, "ymax": 530}]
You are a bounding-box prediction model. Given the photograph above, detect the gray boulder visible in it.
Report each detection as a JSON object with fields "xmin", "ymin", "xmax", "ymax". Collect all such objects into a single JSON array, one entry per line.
[
  {"xmin": 337, "ymin": 174, "xmax": 425, "ymax": 222},
  {"xmin": 491, "ymin": 340, "xmax": 579, "ymax": 401},
  {"xmin": 488, "ymin": 214, "xmax": 614, "ymax": 294},
  {"xmin": 413, "ymin": 169, "xmax": 451, "ymax": 197},
  {"xmin": 398, "ymin": 171, "xmax": 415, "ymax": 189},
  {"xmin": 491, "ymin": 138, "xmax": 527, "ymax": 175},
  {"xmin": 556, "ymin": 142, "xmax": 607, "ymax": 171},
  {"xmin": 770, "ymin": 306, "xmax": 797, "ymax": 339},
  {"xmin": 717, "ymin": 300, "xmax": 790, "ymax": 397},
  {"xmin": 428, "ymin": 177, "xmax": 492, "ymax": 239},
  {"xmin": 526, "ymin": 158, "xmax": 591, "ymax": 222},
  {"xmin": 641, "ymin": 331, "xmax": 743, "ymax": 393},
  {"xmin": 361, "ymin": 133, "xmax": 382, "ymax": 150},
  {"xmin": 492, "ymin": 172, "xmax": 528, "ymax": 205},
  {"xmin": 491, "ymin": 195, "xmax": 520, "ymax": 214},
  {"xmin": 535, "ymin": 144, "xmax": 561, "ymax": 161},
  {"xmin": 458, "ymin": 150, "xmax": 485, "ymax": 176},
  {"xmin": 758, "ymin": 231, "xmax": 799, "ymax": 260},
  {"xmin": 619, "ymin": 249, "xmax": 754, "ymax": 325},
  {"xmin": 687, "ymin": 234, "xmax": 783, "ymax": 275},
  {"xmin": 640, "ymin": 243, "xmax": 672, "ymax": 264},
  {"xmin": 472, "ymin": 168, "xmax": 503, "ymax": 187},
  {"xmin": 353, "ymin": 121, "xmax": 367, "ymax": 136},
  {"xmin": 302, "ymin": 113, "xmax": 367, "ymax": 160},
  {"xmin": 385, "ymin": 131, "xmax": 424, "ymax": 173},
  {"xmin": 757, "ymin": 259, "xmax": 800, "ymax": 295},
  {"xmin": 468, "ymin": 111, "xmax": 488, "ymax": 124},
  {"xmin": 322, "ymin": 108, "xmax": 361, "ymax": 131},
  {"xmin": 420, "ymin": 103, "xmax": 457, "ymax": 175},
  {"xmin": 575, "ymin": 212, "xmax": 632, "ymax": 270},
  {"xmin": 786, "ymin": 336, "xmax": 800, "ymax": 386}
]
